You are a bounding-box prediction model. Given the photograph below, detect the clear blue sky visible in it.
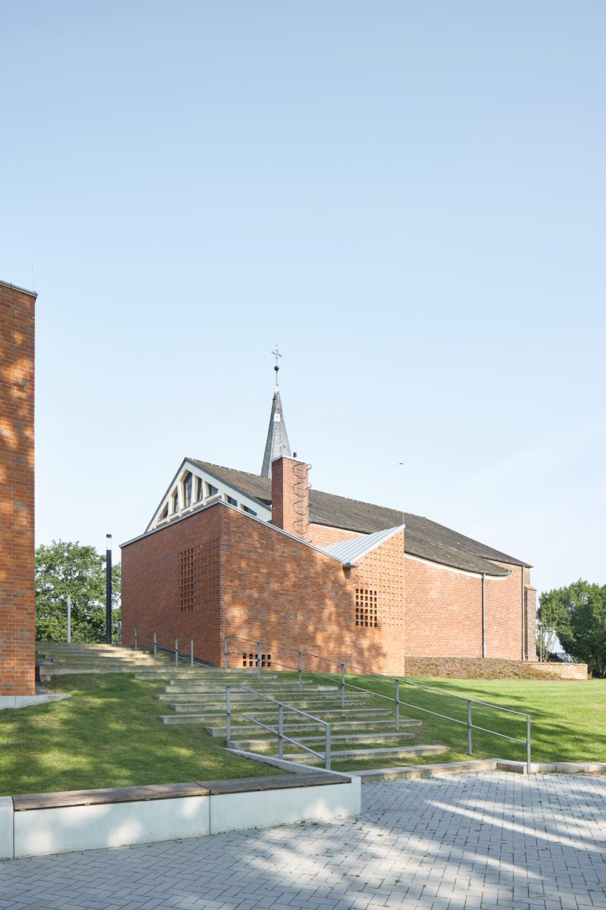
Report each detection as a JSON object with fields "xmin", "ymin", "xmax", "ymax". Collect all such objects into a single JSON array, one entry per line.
[{"xmin": 2, "ymin": 1, "xmax": 605, "ymax": 596}]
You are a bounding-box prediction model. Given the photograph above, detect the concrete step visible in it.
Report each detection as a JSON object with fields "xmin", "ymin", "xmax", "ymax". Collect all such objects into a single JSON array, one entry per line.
[
  {"xmin": 356, "ymin": 759, "xmax": 496, "ymax": 782},
  {"xmin": 41, "ymin": 666, "xmax": 159, "ymax": 678},
  {"xmin": 155, "ymin": 692, "xmax": 370, "ymax": 705},
  {"xmin": 161, "ymin": 705, "xmax": 394, "ymax": 721},
  {"xmin": 47, "ymin": 658, "xmax": 160, "ymax": 673},
  {"xmin": 161, "ymin": 683, "xmax": 339, "ymax": 694},
  {"xmin": 168, "ymin": 704, "xmax": 393, "ymax": 720},
  {"xmin": 136, "ymin": 671, "xmax": 279, "ymax": 681},
  {"xmin": 228, "ymin": 731, "xmax": 416, "ymax": 750},
  {"xmin": 201, "ymin": 718, "xmax": 423, "ymax": 737},
  {"xmin": 283, "ymin": 745, "xmax": 450, "ymax": 765}
]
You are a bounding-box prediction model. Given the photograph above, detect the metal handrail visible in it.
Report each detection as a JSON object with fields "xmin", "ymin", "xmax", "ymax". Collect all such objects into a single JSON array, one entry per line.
[
  {"xmin": 224, "ymin": 635, "xmax": 533, "ymax": 773},
  {"xmin": 132, "ymin": 624, "xmax": 198, "ymax": 668},
  {"xmin": 226, "ymin": 685, "xmax": 332, "ymax": 770}
]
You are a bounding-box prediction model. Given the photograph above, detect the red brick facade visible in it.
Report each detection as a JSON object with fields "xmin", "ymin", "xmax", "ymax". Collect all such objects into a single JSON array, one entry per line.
[
  {"xmin": 122, "ymin": 457, "xmax": 534, "ymax": 671},
  {"xmin": 404, "ymin": 556, "xmax": 536, "ymax": 660},
  {"xmin": 122, "ymin": 503, "xmax": 406, "ymax": 675},
  {"xmin": 307, "ymin": 524, "xmax": 362, "ymax": 548},
  {"xmin": 0, "ymin": 282, "xmax": 36, "ymax": 696}
]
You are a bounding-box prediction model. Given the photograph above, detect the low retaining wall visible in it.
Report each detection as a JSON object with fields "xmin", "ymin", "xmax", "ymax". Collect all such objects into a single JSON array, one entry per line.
[
  {"xmin": 1, "ymin": 772, "xmax": 360, "ymax": 861},
  {"xmin": 526, "ymin": 662, "xmax": 588, "ymax": 680},
  {"xmin": 0, "ymin": 694, "xmax": 71, "ymax": 711}
]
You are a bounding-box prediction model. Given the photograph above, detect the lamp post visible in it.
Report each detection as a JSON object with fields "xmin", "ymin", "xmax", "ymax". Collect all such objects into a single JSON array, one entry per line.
[{"xmin": 105, "ymin": 534, "xmax": 112, "ymax": 645}]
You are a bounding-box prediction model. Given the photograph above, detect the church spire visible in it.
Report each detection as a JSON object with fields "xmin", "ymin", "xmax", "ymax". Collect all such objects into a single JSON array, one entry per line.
[{"xmin": 261, "ymin": 346, "xmax": 292, "ymax": 478}]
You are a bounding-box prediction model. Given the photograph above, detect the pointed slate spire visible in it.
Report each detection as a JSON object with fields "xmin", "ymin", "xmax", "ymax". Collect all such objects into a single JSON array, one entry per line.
[{"xmin": 261, "ymin": 349, "xmax": 291, "ymax": 478}]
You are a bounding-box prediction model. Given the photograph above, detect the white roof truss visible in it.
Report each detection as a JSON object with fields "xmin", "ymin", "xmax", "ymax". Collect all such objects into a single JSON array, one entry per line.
[{"xmin": 146, "ymin": 459, "xmax": 272, "ymax": 532}]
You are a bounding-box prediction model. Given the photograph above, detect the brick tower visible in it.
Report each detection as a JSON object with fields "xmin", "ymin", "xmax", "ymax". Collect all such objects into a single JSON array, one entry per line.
[{"xmin": 0, "ymin": 280, "xmax": 37, "ymax": 696}]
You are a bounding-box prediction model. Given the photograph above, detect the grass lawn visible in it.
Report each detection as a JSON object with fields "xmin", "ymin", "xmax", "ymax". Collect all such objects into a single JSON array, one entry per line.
[
  {"xmin": 324, "ymin": 674, "xmax": 606, "ymax": 771},
  {"xmin": 0, "ymin": 673, "xmax": 281, "ymax": 797},
  {"xmin": 3, "ymin": 671, "xmax": 603, "ymax": 794}
]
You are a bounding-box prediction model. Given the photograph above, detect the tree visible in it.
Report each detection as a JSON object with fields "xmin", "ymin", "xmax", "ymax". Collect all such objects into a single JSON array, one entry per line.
[
  {"xmin": 539, "ymin": 580, "xmax": 606, "ymax": 677},
  {"xmin": 35, "ymin": 540, "xmax": 121, "ymax": 643}
]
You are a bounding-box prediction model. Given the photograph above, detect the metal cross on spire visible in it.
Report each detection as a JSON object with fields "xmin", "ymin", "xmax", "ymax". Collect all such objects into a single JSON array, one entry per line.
[{"xmin": 271, "ymin": 344, "xmax": 282, "ymax": 370}]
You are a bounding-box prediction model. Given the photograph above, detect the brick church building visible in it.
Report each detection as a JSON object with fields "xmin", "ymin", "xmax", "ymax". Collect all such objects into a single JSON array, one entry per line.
[{"xmin": 121, "ymin": 365, "xmax": 536, "ymax": 675}]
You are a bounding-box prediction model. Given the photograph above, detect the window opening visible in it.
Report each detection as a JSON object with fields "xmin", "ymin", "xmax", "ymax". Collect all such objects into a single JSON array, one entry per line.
[
  {"xmin": 205, "ymin": 481, "xmax": 218, "ymax": 498},
  {"xmin": 172, "ymin": 490, "xmax": 179, "ymax": 513},
  {"xmin": 183, "ymin": 472, "xmax": 192, "ymax": 508},
  {"xmin": 355, "ymin": 588, "xmax": 378, "ymax": 628},
  {"xmin": 226, "ymin": 495, "xmax": 237, "ymax": 506},
  {"xmin": 159, "ymin": 504, "xmax": 168, "ymax": 521},
  {"xmin": 242, "ymin": 652, "xmax": 272, "ymax": 668},
  {"xmin": 196, "ymin": 477, "xmax": 204, "ymax": 502},
  {"xmin": 241, "ymin": 504, "xmax": 257, "ymax": 516}
]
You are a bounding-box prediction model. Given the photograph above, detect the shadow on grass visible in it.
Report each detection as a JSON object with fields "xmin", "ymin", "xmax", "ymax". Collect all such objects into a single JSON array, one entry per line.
[
  {"xmin": 0, "ymin": 673, "xmax": 281, "ymax": 796},
  {"xmin": 294, "ymin": 671, "xmax": 606, "ymax": 766}
]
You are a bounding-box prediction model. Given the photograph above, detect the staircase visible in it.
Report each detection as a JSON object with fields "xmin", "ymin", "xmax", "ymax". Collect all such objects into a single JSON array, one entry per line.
[
  {"xmin": 141, "ymin": 665, "xmax": 450, "ymax": 770},
  {"xmin": 37, "ymin": 643, "xmax": 450, "ymax": 770},
  {"xmin": 36, "ymin": 642, "xmax": 168, "ymax": 679}
]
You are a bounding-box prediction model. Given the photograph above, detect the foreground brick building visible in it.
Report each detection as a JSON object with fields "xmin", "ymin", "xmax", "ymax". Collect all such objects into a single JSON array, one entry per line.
[
  {"xmin": 122, "ymin": 367, "xmax": 536, "ymax": 674},
  {"xmin": 0, "ymin": 280, "xmax": 37, "ymax": 696}
]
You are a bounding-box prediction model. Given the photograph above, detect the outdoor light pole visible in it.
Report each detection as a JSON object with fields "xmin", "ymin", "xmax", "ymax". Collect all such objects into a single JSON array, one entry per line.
[{"xmin": 105, "ymin": 534, "xmax": 112, "ymax": 645}]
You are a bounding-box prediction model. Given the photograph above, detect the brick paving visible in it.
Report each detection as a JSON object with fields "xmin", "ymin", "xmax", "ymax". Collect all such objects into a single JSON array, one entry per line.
[{"xmin": 1, "ymin": 772, "xmax": 606, "ymax": 909}]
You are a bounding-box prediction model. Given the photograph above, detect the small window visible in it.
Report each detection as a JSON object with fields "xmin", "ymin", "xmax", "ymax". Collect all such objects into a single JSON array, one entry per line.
[
  {"xmin": 241, "ymin": 504, "xmax": 257, "ymax": 516},
  {"xmin": 172, "ymin": 490, "xmax": 179, "ymax": 513},
  {"xmin": 226, "ymin": 495, "xmax": 237, "ymax": 506},
  {"xmin": 182, "ymin": 472, "xmax": 192, "ymax": 508},
  {"xmin": 159, "ymin": 504, "xmax": 168, "ymax": 521},
  {"xmin": 196, "ymin": 477, "xmax": 204, "ymax": 502},
  {"xmin": 243, "ymin": 652, "xmax": 271, "ymax": 668},
  {"xmin": 355, "ymin": 588, "xmax": 378, "ymax": 628},
  {"xmin": 205, "ymin": 481, "xmax": 218, "ymax": 498}
]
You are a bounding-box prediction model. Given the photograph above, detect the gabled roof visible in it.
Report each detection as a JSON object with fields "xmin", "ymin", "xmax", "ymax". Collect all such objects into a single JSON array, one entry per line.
[
  {"xmin": 188, "ymin": 460, "xmax": 530, "ymax": 577},
  {"xmin": 322, "ymin": 526, "xmax": 404, "ymax": 566}
]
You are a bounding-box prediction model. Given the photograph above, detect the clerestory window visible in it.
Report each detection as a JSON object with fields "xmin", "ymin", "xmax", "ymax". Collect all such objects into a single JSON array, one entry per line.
[{"xmin": 183, "ymin": 472, "xmax": 193, "ymax": 508}]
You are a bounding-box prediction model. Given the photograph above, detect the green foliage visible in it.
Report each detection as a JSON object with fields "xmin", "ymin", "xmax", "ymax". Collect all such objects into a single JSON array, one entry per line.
[
  {"xmin": 35, "ymin": 540, "xmax": 121, "ymax": 643},
  {"xmin": 539, "ymin": 580, "xmax": 606, "ymax": 677}
]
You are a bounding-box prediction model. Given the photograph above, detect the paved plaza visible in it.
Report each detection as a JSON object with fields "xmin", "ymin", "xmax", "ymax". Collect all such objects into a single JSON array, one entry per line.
[{"xmin": 1, "ymin": 772, "xmax": 605, "ymax": 910}]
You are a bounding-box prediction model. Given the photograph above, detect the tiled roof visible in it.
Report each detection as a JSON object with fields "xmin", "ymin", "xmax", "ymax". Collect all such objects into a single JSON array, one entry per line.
[{"xmin": 188, "ymin": 459, "xmax": 530, "ymax": 577}]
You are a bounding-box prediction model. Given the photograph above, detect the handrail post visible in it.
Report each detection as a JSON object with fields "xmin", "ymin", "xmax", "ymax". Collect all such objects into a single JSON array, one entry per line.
[
  {"xmin": 257, "ymin": 641, "xmax": 261, "ymax": 679},
  {"xmin": 527, "ymin": 716, "xmax": 532, "ymax": 774},
  {"xmin": 278, "ymin": 704, "xmax": 284, "ymax": 759},
  {"xmin": 224, "ymin": 635, "xmax": 228, "ymax": 670},
  {"xmin": 341, "ymin": 663, "xmax": 345, "ymax": 709},
  {"xmin": 134, "ymin": 625, "xmax": 138, "ymax": 651},
  {"xmin": 325, "ymin": 722, "xmax": 331, "ymax": 771},
  {"xmin": 153, "ymin": 631, "xmax": 157, "ymax": 660},
  {"xmin": 467, "ymin": 700, "xmax": 472, "ymax": 755},
  {"xmin": 226, "ymin": 687, "xmax": 231, "ymax": 743},
  {"xmin": 298, "ymin": 650, "xmax": 302, "ymax": 691},
  {"xmin": 396, "ymin": 679, "xmax": 400, "ymax": 732},
  {"xmin": 175, "ymin": 637, "xmax": 178, "ymax": 667},
  {"xmin": 190, "ymin": 639, "xmax": 194, "ymax": 668}
]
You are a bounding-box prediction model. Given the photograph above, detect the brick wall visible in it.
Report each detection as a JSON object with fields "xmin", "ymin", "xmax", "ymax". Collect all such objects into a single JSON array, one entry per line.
[
  {"xmin": 307, "ymin": 524, "xmax": 363, "ymax": 548},
  {"xmin": 404, "ymin": 554, "xmax": 529, "ymax": 660},
  {"xmin": 0, "ymin": 282, "xmax": 36, "ymax": 696},
  {"xmin": 121, "ymin": 503, "xmax": 406, "ymax": 676},
  {"xmin": 121, "ymin": 506, "xmax": 223, "ymax": 666},
  {"xmin": 121, "ymin": 500, "xmax": 529, "ymax": 671},
  {"xmin": 222, "ymin": 509, "xmax": 404, "ymax": 675}
]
